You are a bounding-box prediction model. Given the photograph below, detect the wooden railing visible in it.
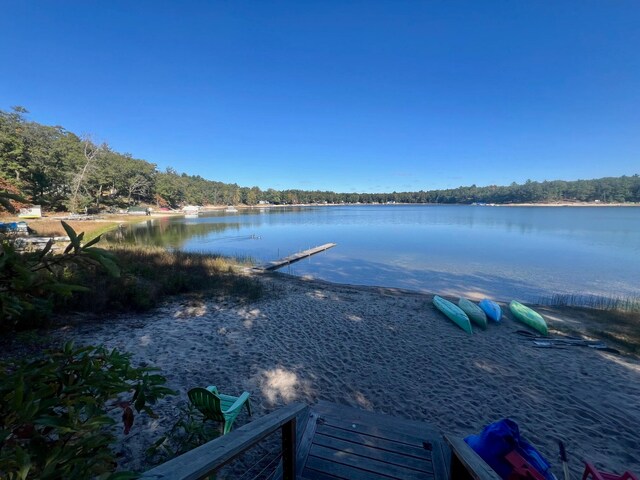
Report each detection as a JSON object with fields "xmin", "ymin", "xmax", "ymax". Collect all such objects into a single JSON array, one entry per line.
[{"xmin": 141, "ymin": 402, "xmax": 307, "ymax": 480}]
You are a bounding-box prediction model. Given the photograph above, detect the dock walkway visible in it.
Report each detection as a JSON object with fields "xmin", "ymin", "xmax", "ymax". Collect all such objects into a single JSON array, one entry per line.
[{"xmin": 256, "ymin": 243, "xmax": 336, "ymax": 271}]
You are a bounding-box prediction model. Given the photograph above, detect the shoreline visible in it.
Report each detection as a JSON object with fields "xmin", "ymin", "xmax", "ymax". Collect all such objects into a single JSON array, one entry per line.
[{"xmin": 2, "ymin": 200, "xmax": 638, "ymax": 224}]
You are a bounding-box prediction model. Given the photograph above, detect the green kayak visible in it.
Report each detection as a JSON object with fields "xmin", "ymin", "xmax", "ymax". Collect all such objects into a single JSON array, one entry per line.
[
  {"xmin": 509, "ymin": 301, "xmax": 548, "ymax": 336},
  {"xmin": 458, "ymin": 298, "xmax": 488, "ymax": 329},
  {"xmin": 433, "ymin": 295, "xmax": 473, "ymax": 334}
]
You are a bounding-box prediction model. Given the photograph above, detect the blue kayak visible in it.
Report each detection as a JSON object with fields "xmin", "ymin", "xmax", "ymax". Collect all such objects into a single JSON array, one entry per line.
[{"xmin": 479, "ymin": 299, "xmax": 502, "ymax": 323}]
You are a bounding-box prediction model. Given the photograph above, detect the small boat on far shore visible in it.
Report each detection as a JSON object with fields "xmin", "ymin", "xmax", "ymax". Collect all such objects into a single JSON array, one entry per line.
[
  {"xmin": 433, "ymin": 295, "xmax": 473, "ymax": 334},
  {"xmin": 479, "ymin": 299, "xmax": 502, "ymax": 323},
  {"xmin": 225, "ymin": 206, "xmax": 238, "ymax": 213}
]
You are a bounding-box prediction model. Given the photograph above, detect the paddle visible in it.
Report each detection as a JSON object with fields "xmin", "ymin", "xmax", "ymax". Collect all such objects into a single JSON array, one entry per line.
[{"xmin": 559, "ymin": 440, "xmax": 570, "ymax": 480}]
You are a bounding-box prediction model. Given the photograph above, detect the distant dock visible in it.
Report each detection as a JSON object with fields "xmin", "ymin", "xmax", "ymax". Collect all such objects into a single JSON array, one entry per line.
[{"xmin": 256, "ymin": 243, "xmax": 337, "ymax": 271}]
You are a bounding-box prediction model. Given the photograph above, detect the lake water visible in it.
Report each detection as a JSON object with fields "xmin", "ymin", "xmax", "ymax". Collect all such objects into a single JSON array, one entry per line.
[{"xmin": 108, "ymin": 205, "xmax": 640, "ymax": 302}]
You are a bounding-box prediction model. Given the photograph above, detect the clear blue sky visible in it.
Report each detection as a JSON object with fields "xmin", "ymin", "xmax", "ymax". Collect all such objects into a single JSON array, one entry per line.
[{"xmin": 1, "ymin": 1, "xmax": 639, "ymax": 193}]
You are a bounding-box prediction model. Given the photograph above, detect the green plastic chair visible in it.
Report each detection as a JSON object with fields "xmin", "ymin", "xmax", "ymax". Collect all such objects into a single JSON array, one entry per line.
[{"xmin": 187, "ymin": 385, "xmax": 252, "ymax": 434}]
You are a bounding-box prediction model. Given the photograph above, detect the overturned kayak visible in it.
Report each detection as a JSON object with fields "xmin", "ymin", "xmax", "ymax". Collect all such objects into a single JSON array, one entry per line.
[
  {"xmin": 458, "ymin": 298, "xmax": 488, "ymax": 329},
  {"xmin": 509, "ymin": 301, "xmax": 548, "ymax": 336},
  {"xmin": 433, "ymin": 295, "xmax": 472, "ymax": 334},
  {"xmin": 479, "ymin": 299, "xmax": 502, "ymax": 323}
]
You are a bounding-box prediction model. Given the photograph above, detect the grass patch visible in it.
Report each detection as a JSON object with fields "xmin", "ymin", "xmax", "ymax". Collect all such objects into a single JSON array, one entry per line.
[
  {"xmin": 568, "ymin": 309, "xmax": 639, "ymax": 356},
  {"xmin": 539, "ymin": 293, "xmax": 640, "ymax": 313},
  {"xmin": 537, "ymin": 294, "xmax": 640, "ymax": 356},
  {"xmin": 25, "ymin": 215, "xmax": 160, "ymax": 241},
  {"xmin": 26, "ymin": 219, "xmax": 121, "ymax": 240},
  {"xmin": 58, "ymin": 245, "xmax": 263, "ymax": 314}
]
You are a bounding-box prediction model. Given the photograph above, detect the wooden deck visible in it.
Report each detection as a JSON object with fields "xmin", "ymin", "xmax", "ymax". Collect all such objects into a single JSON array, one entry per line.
[
  {"xmin": 298, "ymin": 401, "xmax": 451, "ymax": 480},
  {"xmin": 140, "ymin": 400, "xmax": 501, "ymax": 480},
  {"xmin": 256, "ymin": 243, "xmax": 337, "ymax": 271}
]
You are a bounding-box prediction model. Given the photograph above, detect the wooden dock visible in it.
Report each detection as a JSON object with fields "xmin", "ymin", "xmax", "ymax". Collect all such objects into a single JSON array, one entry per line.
[
  {"xmin": 298, "ymin": 401, "xmax": 451, "ymax": 480},
  {"xmin": 256, "ymin": 243, "xmax": 337, "ymax": 271}
]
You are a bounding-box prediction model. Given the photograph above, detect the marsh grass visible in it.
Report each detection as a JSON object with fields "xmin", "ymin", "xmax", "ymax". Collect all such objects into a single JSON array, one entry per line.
[
  {"xmin": 58, "ymin": 245, "xmax": 263, "ymax": 314},
  {"xmin": 538, "ymin": 294, "xmax": 640, "ymax": 355},
  {"xmin": 539, "ymin": 293, "xmax": 640, "ymax": 313}
]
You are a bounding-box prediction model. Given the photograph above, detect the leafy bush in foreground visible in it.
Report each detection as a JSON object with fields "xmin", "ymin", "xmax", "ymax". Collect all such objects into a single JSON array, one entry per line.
[
  {"xmin": 0, "ymin": 342, "xmax": 176, "ymax": 479},
  {"xmin": 146, "ymin": 403, "xmax": 220, "ymax": 467},
  {"xmin": 0, "ymin": 221, "xmax": 119, "ymax": 332}
]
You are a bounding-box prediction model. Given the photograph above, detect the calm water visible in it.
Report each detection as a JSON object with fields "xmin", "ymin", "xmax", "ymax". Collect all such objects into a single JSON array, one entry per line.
[{"xmin": 107, "ymin": 205, "xmax": 640, "ymax": 302}]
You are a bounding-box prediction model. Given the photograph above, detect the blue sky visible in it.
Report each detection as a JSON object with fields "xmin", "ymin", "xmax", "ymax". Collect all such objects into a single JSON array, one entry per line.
[{"xmin": 1, "ymin": 1, "xmax": 639, "ymax": 193}]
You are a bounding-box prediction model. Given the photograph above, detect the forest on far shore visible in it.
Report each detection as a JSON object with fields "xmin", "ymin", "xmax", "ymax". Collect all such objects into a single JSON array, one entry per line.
[{"xmin": 1, "ymin": 106, "xmax": 639, "ymax": 212}]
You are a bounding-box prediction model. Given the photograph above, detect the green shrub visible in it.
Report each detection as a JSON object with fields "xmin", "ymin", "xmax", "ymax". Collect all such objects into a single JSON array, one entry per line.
[
  {"xmin": 0, "ymin": 342, "xmax": 176, "ymax": 479},
  {"xmin": 0, "ymin": 221, "xmax": 120, "ymax": 332},
  {"xmin": 146, "ymin": 404, "xmax": 220, "ymax": 466}
]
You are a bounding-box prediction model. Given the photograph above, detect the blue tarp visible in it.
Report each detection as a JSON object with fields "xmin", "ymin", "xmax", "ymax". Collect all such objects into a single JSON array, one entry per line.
[
  {"xmin": 0, "ymin": 222, "xmax": 29, "ymax": 233},
  {"xmin": 465, "ymin": 418, "xmax": 555, "ymax": 480}
]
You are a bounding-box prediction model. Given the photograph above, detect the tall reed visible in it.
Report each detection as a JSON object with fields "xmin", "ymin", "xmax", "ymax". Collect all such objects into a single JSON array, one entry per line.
[
  {"xmin": 538, "ymin": 293, "xmax": 640, "ymax": 313},
  {"xmin": 58, "ymin": 245, "xmax": 263, "ymax": 314}
]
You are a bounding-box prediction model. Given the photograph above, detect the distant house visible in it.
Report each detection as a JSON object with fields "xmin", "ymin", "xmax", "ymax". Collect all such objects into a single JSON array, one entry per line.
[{"xmin": 18, "ymin": 205, "xmax": 42, "ymax": 219}]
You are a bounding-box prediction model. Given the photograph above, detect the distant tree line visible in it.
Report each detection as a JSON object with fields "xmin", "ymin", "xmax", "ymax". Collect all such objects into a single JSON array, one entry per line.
[{"xmin": 1, "ymin": 106, "xmax": 639, "ymax": 211}]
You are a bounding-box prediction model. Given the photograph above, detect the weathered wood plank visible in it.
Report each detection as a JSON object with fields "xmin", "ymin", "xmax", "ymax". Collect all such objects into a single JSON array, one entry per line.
[
  {"xmin": 141, "ymin": 403, "xmax": 306, "ymax": 480},
  {"xmin": 313, "ymin": 432, "xmax": 434, "ymax": 473},
  {"xmin": 431, "ymin": 437, "xmax": 451, "ymax": 480},
  {"xmin": 315, "ymin": 413, "xmax": 435, "ymax": 448},
  {"xmin": 300, "ymin": 467, "xmax": 344, "ymax": 480},
  {"xmin": 445, "ymin": 435, "xmax": 501, "ymax": 480},
  {"xmin": 296, "ymin": 411, "xmax": 319, "ymax": 476},
  {"xmin": 304, "ymin": 455, "xmax": 401, "ymax": 480},
  {"xmin": 314, "ymin": 400, "xmax": 441, "ymax": 440},
  {"xmin": 308, "ymin": 444, "xmax": 429, "ymax": 480},
  {"xmin": 303, "ymin": 401, "xmax": 448, "ymax": 480},
  {"xmin": 256, "ymin": 243, "xmax": 337, "ymax": 271},
  {"xmin": 314, "ymin": 424, "xmax": 432, "ymax": 460}
]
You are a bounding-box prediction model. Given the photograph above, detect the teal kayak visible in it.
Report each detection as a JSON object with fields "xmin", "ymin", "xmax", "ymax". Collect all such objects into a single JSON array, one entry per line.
[
  {"xmin": 509, "ymin": 301, "xmax": 548, "ymax": 336},
  {"xmin": 433, "ymin": 295, "xmax": 472, "ymax": 334},
  {"xmin": 479, "ymin": 299, "xmax": 502, "ymax": 323},
  {"xmin": 458, "ymin": 298, "xmax": 488, "ymax": 329}
]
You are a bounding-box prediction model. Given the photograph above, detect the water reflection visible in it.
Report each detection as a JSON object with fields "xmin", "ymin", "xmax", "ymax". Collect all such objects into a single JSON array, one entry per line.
[{"xmin": 108, "ymin": 217, "xmax": 242, "ymax": 249}]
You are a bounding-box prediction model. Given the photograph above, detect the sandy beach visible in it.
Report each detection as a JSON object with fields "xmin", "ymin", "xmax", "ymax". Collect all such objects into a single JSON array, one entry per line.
[{"xmin": 44, "ymin": 272, "xmax": 640, "ymax": 477}]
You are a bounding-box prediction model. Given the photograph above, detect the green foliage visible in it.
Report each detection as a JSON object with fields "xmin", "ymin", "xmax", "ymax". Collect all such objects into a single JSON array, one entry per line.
[
  {"xmin": 2, "ymin": 107, "xmax": 639, "ymax": 209},
  {"xmin": 0, "ymin": 342, "xmax": 176, "ymax": 479},
  {"xmin": 0, "ymin": 221, "xmax": 120, "ymax": 332},
  {"xmin": 146, "ymin": 404, "xmax": 220, "ymax": 466}
]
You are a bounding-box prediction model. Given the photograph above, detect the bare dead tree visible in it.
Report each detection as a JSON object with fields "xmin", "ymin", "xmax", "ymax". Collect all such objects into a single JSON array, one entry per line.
[
  {"xmin": 70, "ymin": 137, "xmax": 99, "ymax": 213},
  {"xmin": 126, "ymin": 174, "xmax": 152, "ymax": 203}
]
